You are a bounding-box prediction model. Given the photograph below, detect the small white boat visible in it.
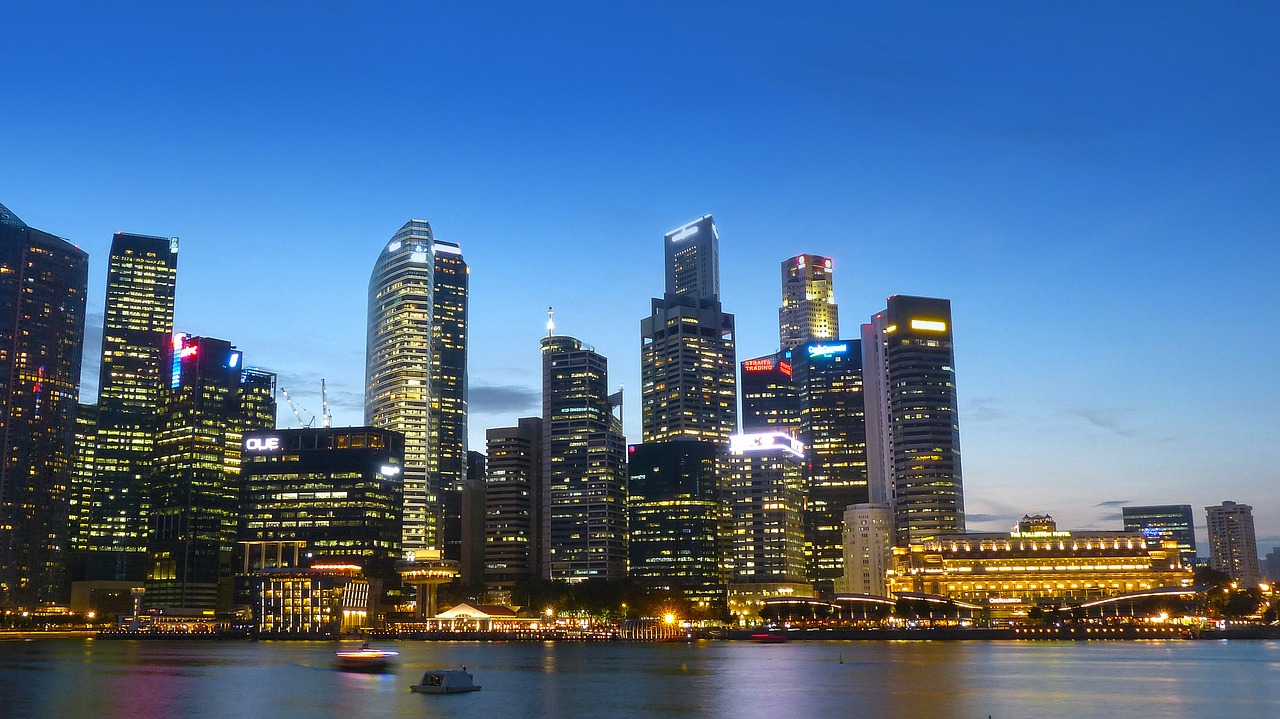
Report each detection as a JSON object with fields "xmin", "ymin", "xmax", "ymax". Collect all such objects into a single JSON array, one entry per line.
[
  {"xmin": 410, "ymin": 668, "xmax": 481, "ymax": 693},
  {"xmin": 334, "ymin": 645, "xmax": 399, "ymax": 672}
]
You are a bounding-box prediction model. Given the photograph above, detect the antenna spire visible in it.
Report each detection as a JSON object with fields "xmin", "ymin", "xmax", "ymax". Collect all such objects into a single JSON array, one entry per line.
[{"xmin": 546, "ymin": 306, "xmax": 556, "ymax": 337}]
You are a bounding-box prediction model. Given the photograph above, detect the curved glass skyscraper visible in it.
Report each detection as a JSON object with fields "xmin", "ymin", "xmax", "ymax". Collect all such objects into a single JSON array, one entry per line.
[{"xmin": 366, "ymin": 220, "xmax": 435, "ymax": 556}]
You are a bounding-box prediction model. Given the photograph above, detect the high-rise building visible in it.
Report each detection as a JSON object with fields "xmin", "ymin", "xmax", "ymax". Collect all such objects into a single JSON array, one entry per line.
[
  {"xmin": 1206, "ymin": 501, "xmax": 1260, "ymax": 586},
  {"xmin": 627, "ymin": 441, "xmax": 725, "ymax": 604},
  {"xmin": 68, "ymin": 404, "xmax": 97, "ymax": 559},
  {"xmin": 0, "ymin": 204, "xmax": 89, "ymax": 608},
  {"xmin": 779, "ymin": 254, "xmax": 839, "ymax": 351},
  {"xmin": 841, "ymin": 503, "xmax": 892, "ymax": 596},
  {"xmin": 83, "ymin": 232, "xmax": 178, "ymax": 582},
  {"xmin": 1122, "ymin": 505, "xmax": 1197, "ymax": 568},
  {"xmin": 641, "ymin": 215, "xmax": 736, "ymax": 444},
  {"xmin": 145, "ymin": 335, "xmax": 275, "ymax": 611},
  {"xmin": 484, "ymin": 418, "xmax": 542, "ymax": 590},
  {"xmin": 1263, "ymin": 547, "xmax": 1280, "ymax": 584},
  {"xmin": 794, "ymin": 339, "xmax": 868, "ymax": 593},
  {"xmin": 366, "ymin": 220, "xmax": 435, "ymax": 556},
  {"xmin": 431, "ymin": 240, "xmax": 469, "ymax": 567},
  {"xmin": 460, "ymin": 450, "xmax": 486, "ymax": 585},
  {"xmin": 541, "ymin": 334, "xmax": 627, "ymax": 581},
  {"xmin": 727, "ymin": 433, "xmax": 807, "ymax": 585},
  {"xmin": 863, "ymin": 296, "xmax": 964, "ymax": 546},
  {"xmin": 739, "ymin": 351, "xmax": 799, "ymax": 436},
  {"xmin": 239, "ymin": 426, "xmax": 404, "ymax": 596}
]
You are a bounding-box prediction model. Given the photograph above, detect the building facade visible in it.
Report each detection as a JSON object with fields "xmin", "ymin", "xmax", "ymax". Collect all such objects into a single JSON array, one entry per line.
[
  {"xmin": 0, "ymin": 204, "xmax": 89, "ymax": 608},
  {"xmin": 1206, "ymin": 501, "xmax": 1260, "ymax": 585},
  {"xmin": 83, "ymin": 232, "xmax": 178, "ymax": 582},
  {"xmin": 1122, "ymin": 504, "xmax": 1197, "ymax": 568},
  {"xmin": 366, "ymin": 220, "xmax": 435, "ymax": 556},
  {"xmin": 484, "ymin": 417, "xmax": 542, "ymax": 590},
  {"xmin": 727, "ymin": 433, "xmax": 807, "ymax": 585},
  {"xmin": 145, "ymin": 336, "xmax": 275, "ymax": 611},
  {"xmin": 841, "ymin": 503, "xmax": 892, "ymax": 596},
  {"xmin": 862, "ymin": 295, "xmax": 964, "ymax": 546},
  {"xmin": 541, "ymin": 335, "xmax": 627, "ymax": 581},
  {"xmin": 431, "ymin": 240, "xmax": 469, "ymax": 567},
  {"xmin": 627, "ymin": 441, "xmax": 725, "ymax": 604},
  {"xmin": 779, "ymin": 254, "xmax": 839, "ymax": 351},
  {"xmin": 739, "ymin": 351, "xmax": 799, "ymax": 436}
]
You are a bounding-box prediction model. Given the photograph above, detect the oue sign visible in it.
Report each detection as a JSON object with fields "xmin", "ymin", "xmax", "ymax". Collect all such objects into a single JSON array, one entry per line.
[{"xmin": 245, "ymin": 436, "xmax": 281, "ymax": 452}]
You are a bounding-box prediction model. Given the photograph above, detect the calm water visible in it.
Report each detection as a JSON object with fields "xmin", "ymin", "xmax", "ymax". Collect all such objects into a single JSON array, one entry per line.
[{"xmin": 2, "ymin": 638, "xmax": 1279, "ymax": 718}]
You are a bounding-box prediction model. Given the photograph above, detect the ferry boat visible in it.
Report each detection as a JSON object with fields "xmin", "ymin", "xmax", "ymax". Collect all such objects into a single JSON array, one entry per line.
[
  {"xmin": 333, "ymin": 645, "xmax": 399, "ymax": 672},
  {"xmin": 410, "ymin": 668, "xmax": 482, "ymax": 693}
]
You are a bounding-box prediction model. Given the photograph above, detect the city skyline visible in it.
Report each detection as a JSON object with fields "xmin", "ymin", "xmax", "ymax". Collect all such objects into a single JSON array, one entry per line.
[{"xmin": 4, "ymin": 3, "xmax": 1277, "ymax": 550}]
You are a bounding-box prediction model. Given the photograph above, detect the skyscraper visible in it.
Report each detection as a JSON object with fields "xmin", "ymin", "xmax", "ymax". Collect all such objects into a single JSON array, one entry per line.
[
  {"xmin": 431, "ymin": 240, "xmax": 469, "ymax": 566},
  {"xmin": 863, "ymin": 296, "xmax": 964, "ymax": 546},
  {"xmin": 541, "ymin": 334, "xmax": 627, "ymax": 581},
  {"xmin": 641, "ymin": 215, "xmax": 737, "ymax": 444},
  {"xmin": 1206, "ymin": 501, "xmax": 1260, "ymax": 585},
  {"xmin": 627, "ymin": 441, "xmax": 725, "ymax": 604},
  {"xmin": 83, "ymin": 232, "xmax": 178, "ymax": 582},
  {"xmin": 739, "ymin": 351, "xmax": 799, "ymax": 436},
  {"xmin": 841, "ymin": 503, "xmax": 892, "ymax": 596},
  {"xmin": 366, "ymin": 220, "xmax": 435, "ymax": 556},
  {"xmin": 1122, "ymin": 505, "xmax": 1197, "ymax": 568},
  {"xmin": 0, "ymin": 204, "xmax": 89, "ymax": 608},
  {"xmin": 779, "ymin": 254, "xmax": 839, "ymax": 351},
  {"xmin": 146, "ymin": 335, "xmax": 275, "ymax": 610},
  {"xmin": 484, "ymin": 417, "xmax": 542, "ymax": 590},
  {"xmin": 794, "ymin": 339, "xmax": 868, "ymax": 593},
  {"xmin": 727, "ymin": 433, "xmax": 807, "ymax": 585}
]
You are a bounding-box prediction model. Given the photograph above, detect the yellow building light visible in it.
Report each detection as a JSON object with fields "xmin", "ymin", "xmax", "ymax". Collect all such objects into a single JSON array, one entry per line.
[{"xmin": 910, "ymin": 319, "xmax": 947, "ymax": 332}]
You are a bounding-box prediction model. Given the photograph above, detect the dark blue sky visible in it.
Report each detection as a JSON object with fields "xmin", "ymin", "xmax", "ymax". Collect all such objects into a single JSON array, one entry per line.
[{"xmin": 5, "ymin": 2, "xmax": 1279, "ymax": 548}]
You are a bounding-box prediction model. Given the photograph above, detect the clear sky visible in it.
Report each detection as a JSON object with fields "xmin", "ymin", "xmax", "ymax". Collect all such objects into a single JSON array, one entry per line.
[{"xmin": 5, "ymin": 2, "xmax": 1278, "ymax": 551}]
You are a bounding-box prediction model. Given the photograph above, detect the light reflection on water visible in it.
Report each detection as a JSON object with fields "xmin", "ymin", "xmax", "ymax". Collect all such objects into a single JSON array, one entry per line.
[{"xmin": 1, "ymin": 639, "xmax": 1278, "ymax": 718}]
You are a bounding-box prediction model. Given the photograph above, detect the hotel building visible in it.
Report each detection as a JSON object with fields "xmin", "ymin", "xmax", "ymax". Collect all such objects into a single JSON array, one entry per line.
[{"xmin": 1206, "ymin": 501, "xmax": 1260, "ymax": 586}]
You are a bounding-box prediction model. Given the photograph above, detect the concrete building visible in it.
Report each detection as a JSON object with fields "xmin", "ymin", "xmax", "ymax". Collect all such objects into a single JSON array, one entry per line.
[
  {"xmin": 841, "ymin": 503, "xmax": 892, "ymax": 596},
  {"xmin": 779, "ymin": 254, "xmax": 839, "ymax": 351},
  {"xmin": 484, "ymin": 418, "xmax": 542, "ymax": 589},
  {"xmin": 1206, "ymin": 501, "xmax": 1260, "ymax": 585}
]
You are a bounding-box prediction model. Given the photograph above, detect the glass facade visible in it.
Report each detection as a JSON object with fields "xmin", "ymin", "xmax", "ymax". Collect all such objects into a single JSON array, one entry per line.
[
  {"xmin": 1122, "ymin": 504, "xmax": 1197, "ymax": 568},
  {"xmin": 431, "ymin": 241, "xmax": 469, "ymax": 566},
  {"xmin": 779, "ymin": 254, "xmax": 839, "ymax": 351},
  {"xmin": 739, "ymin": 351, "xmax": 799, "ymax": 436},
  {"xmin": 728, "ymin": 434, "xmax": 807, "ymax": 584},
  {"xmin": 366, "ymin": 220, "xmax": 434, "ymax": 555},
  {"xmin": 0, "ymin": 204, "xmax": 89, "ymax": 608}
]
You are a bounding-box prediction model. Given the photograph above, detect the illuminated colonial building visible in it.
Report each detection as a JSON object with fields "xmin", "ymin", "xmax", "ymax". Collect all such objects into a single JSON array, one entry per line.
[
  {"xmin": 641, "ymin": 215, "xmax": 737, "ymax": 444},
  {"xmin": 366, "ymin": 220, "xmax": 435, "ymax": 555},
  {"xmin": 484, "ymin": 417, "xmax": 542, "ymax": 590},
  {"xmin": 239, "ymin": 427, "xmax": 404, "ymax": 595},
  {"xmin": 541, "ymin": 334, "xmax": 627, "ymax": 581},
  {"xmin": 1206, "ymin": 501, "xmax": 1260, "ymax": 585},
  {"xmin": 862, "ymin": 295, "xmax": 964, "ymax": 546},
  {"xmin": 779, "ymin": 254, "xmax": 838, "ymax": 351},
  {"xmin": 431, "ymin": 240, "xmax": 469, "ymax": 567},
  {"xmin": 0, "ymin": 204, "xmax": 89, "ymax": 608},
  {"xmin": 145, "ymin": 335, "xmax": 275, "ymax": 611},
  {"xmin": 627, "ymin": 441, "xmax": 725, "ymax": 604},
  {"xmin": 83, "ymin": 232, "xmax": 178, "ymax": 582},
  {"xmin": 887, "ymin": 515, "xmax": 1190, "ymax": 616}
]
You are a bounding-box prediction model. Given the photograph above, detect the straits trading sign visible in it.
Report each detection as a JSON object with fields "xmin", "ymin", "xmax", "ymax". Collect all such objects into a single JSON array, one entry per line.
[{"xmin": 244, "ymin": 436, "xmax": 282, "ymax": 452}]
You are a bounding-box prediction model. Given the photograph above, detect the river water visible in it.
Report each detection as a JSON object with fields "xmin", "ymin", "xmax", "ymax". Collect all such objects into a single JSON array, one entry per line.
[{"xmin": 2, "ymin": 638, "xmax": 1278, "ymax": 718}]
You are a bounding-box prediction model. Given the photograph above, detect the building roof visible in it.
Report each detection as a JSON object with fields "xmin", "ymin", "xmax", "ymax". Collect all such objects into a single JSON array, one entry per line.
[{"xmin": 0, "ymin": 202, "xmax": 27, "ymax": 229}]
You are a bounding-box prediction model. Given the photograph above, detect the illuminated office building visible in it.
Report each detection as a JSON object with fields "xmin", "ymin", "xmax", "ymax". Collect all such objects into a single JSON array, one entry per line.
[
  {"xmin": 627, "ymin": 441, "xmax": 725, "ymax": 603},
  {"xmin": 145, "ymin": 335, "xmax": 275, "ymax": 611},
  {"xmin": 794, "ymin": 339, "xmax": 868, "ymax": 594},
  {"xmin": 728, "ymin": 433, "xmax": 807, "ymax": 585},
  {"xmin": 240, "ymin": 427, "xmax": 404, "ymax": 596},
  {"xmin": 541, "ymin": 334, "xmax": 627, "ymax": 581},
  {"xmin": 0, "ymin": 204, "xmax": 88, "ymax": 608},
  {"xmin": 1206, "ymin": 501, "xmax": 1260, "ymax": 586},
  {"xmin": 366, "ymin": 220, "xmax": 435, "ymax": 556},
  {"xmin": 84, "ymin": 232, "xmax": 178, "ymax": 582},
  {"xmin": 1122, "ymin": 505, "xmax": 1197, "ymax": 568},
  {"xmin": 431, "ymin": 240, "xmax": 469, "ymax": 567},
  {"xmin": 484, "ymin": 417, "xmax": 542, "ymax": 590},
  {"xmin": 862, "ymin": 296, "xmax": 964, "ymax": 546},
  {"xmin": 842, "ymin": 503, "xmax": 892, "ymax": 596},
  {"xmin": 68, "ymin": 404, "xmax": 97, "ymax": 558},
  {"xmin": 740, "ymin": 351, "xmax": 799, "ymax": 436},
  {"xmin": 779, "ymin": 254, "xmax": 839, "ymax": 351},
  {"xmin": 641, "ymin": 215, "xmax": 737, "ymax": 444}
]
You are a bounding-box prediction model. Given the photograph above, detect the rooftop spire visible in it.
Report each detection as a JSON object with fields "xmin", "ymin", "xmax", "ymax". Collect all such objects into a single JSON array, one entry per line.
[{"xmin": 546, "ymin": 306, "xmax": 556, "ymax": 337}]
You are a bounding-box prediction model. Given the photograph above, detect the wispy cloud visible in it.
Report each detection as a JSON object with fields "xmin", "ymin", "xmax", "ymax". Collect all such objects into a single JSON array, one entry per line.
[
  {"xmin": 1095, "ymin": 500, "xmax": 1130, "ymax": 508},
  {"xmin": 967, "ymin": 396, "xmax": 1007, "ymax": 422},
  {"xmin": 1062, "ymin": 408, "xmax": 1135, "ymax": 437},
  {"xmin": 471, "ymin": 384, "xmax": 539, "ymax": 414}
]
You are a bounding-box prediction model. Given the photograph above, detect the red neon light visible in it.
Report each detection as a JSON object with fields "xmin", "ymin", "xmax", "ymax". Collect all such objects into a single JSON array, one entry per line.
[
  {"xmin": 743, "ymin": 359, "xmax": 775, "ymax": 372},
  {"xmin": 779, "ymin": 362, "xmax": 792, "ymax": 376}
]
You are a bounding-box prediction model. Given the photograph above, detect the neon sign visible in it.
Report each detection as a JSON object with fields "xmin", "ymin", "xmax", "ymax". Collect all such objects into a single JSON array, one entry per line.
[
  {"xmin": 910, "ymin": 319, "xmax": 947, "ymax": 332},
  {"xmin": 779, "ymin": 361, "xmax": 792, "ymax": 376},
  {"xmin": 171, "ymin": 334, "xmax": 196, "ymax": 387},
  {"xmin": 245, "ymin": 437, "xmax": 281, "ymax": 452},
  {"xmin": 743, "ymin": 358, "xmax": 775, "ymax": 372},
  {"xmin": 729, "ymin": 432, "xmax": 804, "ymax": 458},
  {"xmin": 670, "ymin": 224, "xmax": 699, "ymax": 242},
  {"xmin": 807, "ymin": 343, "xmax": 848, "ymax": 358}
]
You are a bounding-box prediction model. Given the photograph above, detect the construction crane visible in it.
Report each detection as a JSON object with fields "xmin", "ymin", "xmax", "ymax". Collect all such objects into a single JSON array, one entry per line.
[
  {"xmin": 280, "ymin": 387, "xmax": 315, "ymax": 428},
  {"xmin": 321, "ymin": 379, "xmax": 333, "ymax": 428}
]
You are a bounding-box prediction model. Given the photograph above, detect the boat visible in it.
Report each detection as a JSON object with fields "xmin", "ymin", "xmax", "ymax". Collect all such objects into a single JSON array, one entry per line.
[
  {"xmin": 750, "ymin": 631, "xmax": 788, "ymax": 643},
  {"xmin": 410, "ymin": 668, "xmax": 482, "ymax": 693},
  {"xmin": 333, "ymin": 645, "xmax": 400, "ymax": 672}
]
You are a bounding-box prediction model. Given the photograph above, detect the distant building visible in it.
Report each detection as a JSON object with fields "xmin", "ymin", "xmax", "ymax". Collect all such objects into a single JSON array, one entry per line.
[
  {"xmin": 0, "ymin": 203, "xmax": 89, "ymax": 608},
  {"xmin": 1262, "ymin": 547, "xmax": 1280, "ymax": 584},
  {"xmin": 728, "ymin": 433, "xmax": 807, "ymax": 585},
  {"xmin": 366, "ymin": 220, "xmax": 435, "ymax": 556},
  {"xmin": 460, "ymin": 450, "xmax": 486, "ymax": 585},
  {"xmin": 484, "ymin": 418, "xmax": 542, "ymax": 589},
  {"xmin": 739, "ymin": 351, "xmax": 799, "ymax": 436},
  {"xmin": 541, "ymin": 334, "xmax": 627, "ymax": 581},
  {"xmin": 239, "ymin": 426, "xmax": 405, "ymax": 597},
  {"xmin": 842, "ymin": 503, "xmax": 892, "ymax": 596},
  {"xmin": 863, "ymin": 296, "xmax": 964, "ymax": 545},
  {"xmin": 1122, "ymin": 505, "xmax": 1197, "ymax": 568},
  {"xmin": 145, "ymin": 336, "xmax": 275, "ymax": 611},
  {"xmin": 627, "ymin": 441, "xmax": 725, "ymax": 604},
  {"xmin": 779, "ymin": 254, "xmax": 839, "ymax": 351},
  {"xmin": 1206, "ymin": 501, "xmax": 1260, "ymax": 586},
  {"xmin": 432, "ymin": 240, "xmax": 469, "ymax": 567}
]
